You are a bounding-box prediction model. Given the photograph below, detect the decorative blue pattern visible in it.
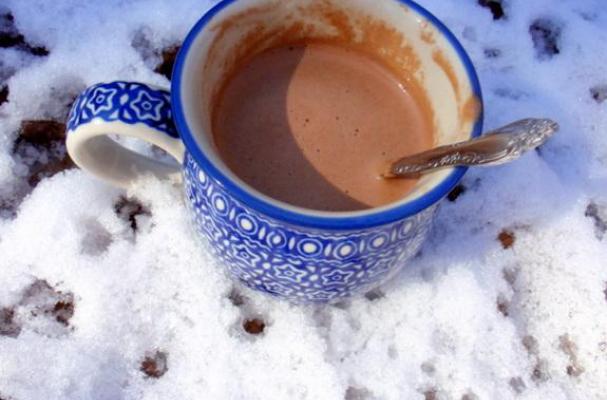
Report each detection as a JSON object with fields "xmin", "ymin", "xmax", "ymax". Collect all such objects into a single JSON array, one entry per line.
[
  {"xmin": 67, "ymin": 81, "xmax": 178, "ymax": 138},
  {"xmin": 67, "ymin": 78, "xmax": 440, "ymax": 302},
  {"xmin": 183, "ymin": 153, "xmax": 436, "ymax": 302}
]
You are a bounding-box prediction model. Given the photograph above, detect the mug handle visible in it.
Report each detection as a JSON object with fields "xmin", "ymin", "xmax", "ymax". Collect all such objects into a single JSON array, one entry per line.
[{"xmin": 66, "ymin": 81, "xmax": 185, "ymax": 189}]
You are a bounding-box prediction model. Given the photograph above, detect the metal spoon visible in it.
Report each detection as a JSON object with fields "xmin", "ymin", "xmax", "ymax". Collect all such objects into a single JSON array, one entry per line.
[{"xmin": 383, "ymin": 118, "xmax": 559, "ymax": 179}]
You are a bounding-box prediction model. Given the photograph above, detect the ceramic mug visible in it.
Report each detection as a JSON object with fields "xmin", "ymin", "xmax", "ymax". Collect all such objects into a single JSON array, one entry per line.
[{"xmin": 66, "ymin": 0, "xmax": 483, "ymax": 302}]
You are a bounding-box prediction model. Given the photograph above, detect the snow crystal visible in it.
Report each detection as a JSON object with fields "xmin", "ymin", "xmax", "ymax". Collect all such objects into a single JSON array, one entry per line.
[{"xmin": 0, "ymin": 0, "xmax": 606, "ymax": 399}]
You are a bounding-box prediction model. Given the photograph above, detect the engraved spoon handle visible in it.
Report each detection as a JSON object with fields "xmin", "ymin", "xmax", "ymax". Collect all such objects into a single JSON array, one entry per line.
[{"xmin": 385, "ymin": 118, "xmax": 559, "ymax": 179}]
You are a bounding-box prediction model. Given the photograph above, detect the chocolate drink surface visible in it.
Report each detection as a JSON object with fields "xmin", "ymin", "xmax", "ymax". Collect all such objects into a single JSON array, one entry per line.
[{"xmin": 212, "ymin": 43, "xmax": 434, "ymax": 212}]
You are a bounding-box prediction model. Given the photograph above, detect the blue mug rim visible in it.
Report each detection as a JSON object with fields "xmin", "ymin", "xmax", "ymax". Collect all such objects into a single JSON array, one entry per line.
[{"xmin": 172, "ymin": 0, "xmax": 484, "ymax": 230}]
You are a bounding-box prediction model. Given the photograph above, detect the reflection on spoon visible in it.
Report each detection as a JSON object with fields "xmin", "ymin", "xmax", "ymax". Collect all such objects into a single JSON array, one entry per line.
[{"xmin": 383, "ymin": 118, "xmax": 559, "ymax": 179}]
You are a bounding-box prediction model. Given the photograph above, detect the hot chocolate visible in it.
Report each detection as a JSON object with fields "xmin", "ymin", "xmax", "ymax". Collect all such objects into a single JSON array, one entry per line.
[{"xmin": 212, "ymin": 43, "xmax": 434, "ymax": 212}]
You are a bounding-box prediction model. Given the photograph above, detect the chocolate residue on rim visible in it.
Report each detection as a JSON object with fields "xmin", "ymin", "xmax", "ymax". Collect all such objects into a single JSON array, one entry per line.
[
  {"xmin": 309, "ymin": 4, "xmax": 356, "ymax": 42},
  {"xmin": 461, "ymin": 95, "xmax": 481, "ymax": 126},
  {"xmin": 432, "ymin": 50, "xmax": 459, "ymax": 101},
  {"xmin": 420, "ymin": 21, "xmax": 436, "ymax": 44},
  {"xmin": 432, "ymin": 49, "xmax": 481, "ymax": 127},
  {"xmin": 205, "ymin": 4, "xmax": 280, "ymax": 83}
]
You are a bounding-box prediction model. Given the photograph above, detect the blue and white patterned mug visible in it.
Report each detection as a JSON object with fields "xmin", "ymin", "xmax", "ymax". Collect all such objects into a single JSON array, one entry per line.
[{"xmin": 66, "ymin": 0, "xmax": 483, "ymax": 302}]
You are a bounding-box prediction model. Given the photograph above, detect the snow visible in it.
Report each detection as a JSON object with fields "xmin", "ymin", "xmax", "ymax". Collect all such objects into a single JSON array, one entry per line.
[{"xmin": 0, "ymin": 0, "xmax": 606, "ymax": 399}]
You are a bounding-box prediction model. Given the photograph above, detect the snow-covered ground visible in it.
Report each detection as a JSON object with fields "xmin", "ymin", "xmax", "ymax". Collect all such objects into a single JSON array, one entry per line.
[{"xmin": 0, "ymin": 0, "xmax": 606, "ymax": 399}]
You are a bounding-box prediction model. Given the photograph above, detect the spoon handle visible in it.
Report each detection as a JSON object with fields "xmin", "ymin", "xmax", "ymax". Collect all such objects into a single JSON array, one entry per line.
[{"xmin": 385, "ymin": 118, "xmax": 559, "ymax": 179}]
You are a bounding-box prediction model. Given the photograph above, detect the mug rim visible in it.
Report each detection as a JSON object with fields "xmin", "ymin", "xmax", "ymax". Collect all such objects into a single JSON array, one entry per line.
[{"xmin": 172, "ymin": 0, "xmax": 484, "ymax": 230}]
